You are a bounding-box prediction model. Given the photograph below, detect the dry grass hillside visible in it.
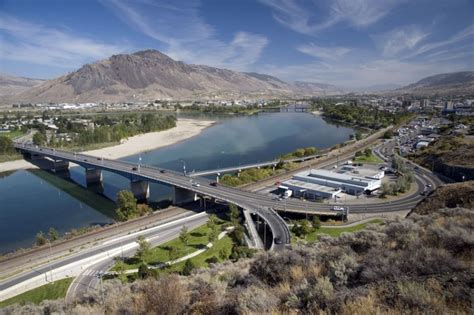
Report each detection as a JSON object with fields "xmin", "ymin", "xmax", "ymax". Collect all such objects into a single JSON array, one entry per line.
[
  {"xmin": 2, "ymin": 200, "xmax": 472, "ymax": 314},
  {"xmin": 409, "ymin": 181, "xmax": 474, "ymax": 215}
]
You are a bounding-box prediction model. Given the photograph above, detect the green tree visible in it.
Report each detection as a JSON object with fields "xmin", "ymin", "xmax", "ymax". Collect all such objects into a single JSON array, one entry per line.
[
  {"xmin": 136, "ymin": 235, "xmax": 151, "ymax": 264},
  {"xmin": 207, "ymin": 214, "xmax": 218, "ymax": 230},
  {"xmin": 229, "ymin": 204, "xmax": 240, "ymax": 223},
  {"xmin": 35, "ymin": 231, "xmax": 47, "ymax": 246},
  {"xmin": 115, "ymin": 259, "xmax": 128, "ymax": 284},
  {"xmin": 182, "ymin": 259, "xmax": 195, "ymax": 276},
  {"xmin": 383, "ymin": 130, "xmax": 394, "ymax": 139},
  {"xmin": 219, "ymin": 247, "xmax": 230, "ymax": 260},
  {"xmin": 179, "ymin": 225, "xmax": 189, "ymax": 247},
  {"xmin": 115, "ymin": 190, "xmax": 138, "ymax": 221},
  {"xmin": 169, "ymin": 246, "xmax": 180, "ymax": 261},
  {"xmin": 292, "ymin": 219, "xmax": 312, "ymax": 237},
  {"xmin": 48, "ymin": 227, "xmax": 59, "ymax": 241},
  {"xmin": 32, "ymin": 132, "xmax": 46, "ymax": 146},
  {"xmin": 312, "ymin": 216, "xmax": 321, "ymax": 230},
  {"xmin": 208, "ymin": 227, "xmax": 219, "ymax": 244},
  {"xmin": 379, "ymin": 182, "xmax": 391, "ymax": 198},
  {"xmin": 0, "ymin": 136, "xmax": 15, "ymax": 155},
  {"xmin": 355, "ymin": 131, "xmax": 362, "ymax": 140}
]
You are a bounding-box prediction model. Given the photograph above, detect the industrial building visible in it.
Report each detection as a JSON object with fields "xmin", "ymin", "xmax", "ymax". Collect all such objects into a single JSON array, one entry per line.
[{"xmin": 281, "ymin": 167, "xmax": 384, "ymax": 200}]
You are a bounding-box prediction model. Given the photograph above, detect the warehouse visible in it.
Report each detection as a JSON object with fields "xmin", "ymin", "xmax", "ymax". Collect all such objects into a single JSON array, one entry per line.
[{"xmin": 282, "ymin": 168, "xmax": 383, "ymax": 199}]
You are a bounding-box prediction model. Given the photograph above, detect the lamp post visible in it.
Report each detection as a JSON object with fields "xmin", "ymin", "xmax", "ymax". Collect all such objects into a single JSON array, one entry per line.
[{"xmin": 180, "ymin": 160, "xmax": 186, "ymax": 176}]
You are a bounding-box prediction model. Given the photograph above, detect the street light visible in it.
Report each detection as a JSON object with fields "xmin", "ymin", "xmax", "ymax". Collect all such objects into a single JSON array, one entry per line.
[{"xmin": 180, "ymin": 160, "xmax": 187, "ymax": 176}]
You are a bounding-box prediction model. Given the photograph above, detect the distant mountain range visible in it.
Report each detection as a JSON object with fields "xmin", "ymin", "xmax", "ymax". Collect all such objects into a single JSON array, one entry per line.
[
  {"xmin": 1, "ymin": 50, "xmax": 473, "ymax": 103},
  {"xmin": 394, "ymin": 71, "xmax": 474, "ymax": 95},
  {"xmin": 2, "ymin": 50, "xmax": 345, "ymax": 103},
  {"xmin": 0, "ymin": 73, "xmax": 44, "ymax": 97}
]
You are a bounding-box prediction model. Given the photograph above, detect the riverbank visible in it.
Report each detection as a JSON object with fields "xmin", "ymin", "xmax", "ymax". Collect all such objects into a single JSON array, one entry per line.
[{"xmin": 0, "ymin": 118, "xmax": 215, "ymax": 173}]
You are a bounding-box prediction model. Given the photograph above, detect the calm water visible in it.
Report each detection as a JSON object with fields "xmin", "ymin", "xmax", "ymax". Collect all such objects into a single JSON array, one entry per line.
[{"xmin": 0, "ymin": 112, "xmax": 354, "ymax": 253}]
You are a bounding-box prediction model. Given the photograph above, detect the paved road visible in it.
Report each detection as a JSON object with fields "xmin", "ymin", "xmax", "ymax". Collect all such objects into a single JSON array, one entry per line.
[
  {"xmin": 66, "ymin": 212, "xmax": 209, "ymax": 301},
  {"xmin": 0, "ymin": 211, "xmax": 209, "ymax": 301}
]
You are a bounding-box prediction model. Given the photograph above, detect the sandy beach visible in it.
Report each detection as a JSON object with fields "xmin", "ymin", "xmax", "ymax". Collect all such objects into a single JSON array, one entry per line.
[{"xmin": 0, "ymin": 118, "xmax": 215, "ymax": 173}]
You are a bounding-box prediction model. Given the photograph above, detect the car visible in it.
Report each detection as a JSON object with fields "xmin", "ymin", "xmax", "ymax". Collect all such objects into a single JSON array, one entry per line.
[
  {"xmin": 192, "ymin": 182, "xmax": 200, "ymax": 187},
  {"xmin": 274, "ymin": 237, "xmax": 283, "ymax": 245},
  {"xmin": 425, "ymin": 183, "xmax": 432, "ymax": 188},
  {"xmin": 84, "ymin": 159, "xmax": 88, "ymax": 162},
  {"xmin": 132, "ymin": 167, "xmax": 138, "ymax": 171},
  {"xmin": 97, "ymin": 157, "xmax": 101, "ymax": 160},
  {"xmin": 160, "ymin": 169, "xmax": 166, "ymax": 173},
  {"xmin": 332, "ymin": 206, "xmax": 345, "ymax": 211},
  {"xmin": 210, "ymin": 182, "xmax": 218, "ymax": 186}
]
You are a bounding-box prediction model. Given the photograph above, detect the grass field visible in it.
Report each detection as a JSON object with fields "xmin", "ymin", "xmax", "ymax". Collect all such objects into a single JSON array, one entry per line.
[
  {"xmin": 1, "ymin": 130, "xmax": 25, "ymax": 139},
  {"xmin": 353, "ymin": 152, "xmax": 383, "ymax": 164},
  {"xmin": 0, "ymin": 278, "xmax": 73, "ymax": 308},
  {"xmin": 115, "ymin": 219, "xmax": 232, "ymax": 271},
  {"xmin": 293, "ymin": 219, "xmax": 383, "ymax": 243},
  {"xmin": 158, "ymin": 235, "xmax": 233, "ymax": 275}
]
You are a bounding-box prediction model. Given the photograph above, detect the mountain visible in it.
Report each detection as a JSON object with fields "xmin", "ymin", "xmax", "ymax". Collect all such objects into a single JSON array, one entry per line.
[
  {"xmin": 351, "ymin": 83, "xmax": 402, "ymax": 93},
  {"xmin": 293, "ymin": 81, "xmax": 346, "ymax": 95},
  {"xmin": 0, "ymin": 73, "xmax": 44, "ymax": 97},
  {"xmin": 5, "ymin": 50, "xmax": 349, "ymax": 104},
  {"xmin": 396, "ymin": 71, "xmax": 474, "ymax": 95}
]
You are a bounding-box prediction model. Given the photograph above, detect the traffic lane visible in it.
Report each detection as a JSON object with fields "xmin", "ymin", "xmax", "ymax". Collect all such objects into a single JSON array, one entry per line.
[
  {"xmin": 0, "ymin": 214, "xmax": 208, "ymax": 290},
  {"xmin": 69, "ymin": 214, "xmax": 213, "ymax": 299}
]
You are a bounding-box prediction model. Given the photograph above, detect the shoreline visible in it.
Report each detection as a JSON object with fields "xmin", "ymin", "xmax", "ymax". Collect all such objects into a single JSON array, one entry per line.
[{"xmin": 0, "ymin": 118, "xmax": 216, "ymax": 173}]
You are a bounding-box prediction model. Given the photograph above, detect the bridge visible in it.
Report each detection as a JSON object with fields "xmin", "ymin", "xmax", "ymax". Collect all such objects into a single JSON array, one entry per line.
[
  {"xmin": 188, "ymin": 153, "xmax": 326, "ymax": 178},
  {"xmin": 14, "ymin": 143, "xmax": 344, "ymax": 250}
]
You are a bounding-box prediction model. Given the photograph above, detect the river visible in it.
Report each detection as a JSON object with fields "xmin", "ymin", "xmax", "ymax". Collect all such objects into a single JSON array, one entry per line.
[{"xmin": 0, "ymin": 112, "xmax": 354, "ymax": 253}]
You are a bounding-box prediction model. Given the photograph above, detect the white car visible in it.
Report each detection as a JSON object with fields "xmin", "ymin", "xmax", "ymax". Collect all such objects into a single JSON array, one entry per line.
[
  {"xmin": 332, "ymin": 206, "xmax": 345, "ymax": 211},
  {"xmin": 192, "ymin": 182, "xmax": 200, "ymax": 187}
]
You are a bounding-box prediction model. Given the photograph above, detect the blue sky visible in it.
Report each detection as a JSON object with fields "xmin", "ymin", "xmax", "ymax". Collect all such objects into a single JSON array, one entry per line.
[{"xmin": 0, "ymin": 0, "xmax": 473, "ymax": 87}]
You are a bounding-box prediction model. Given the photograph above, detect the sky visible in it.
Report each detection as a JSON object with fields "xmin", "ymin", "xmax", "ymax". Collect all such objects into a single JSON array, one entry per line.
[{"xmin": 0, "ymin": 0, "xmax": 473, "ymax": 88}]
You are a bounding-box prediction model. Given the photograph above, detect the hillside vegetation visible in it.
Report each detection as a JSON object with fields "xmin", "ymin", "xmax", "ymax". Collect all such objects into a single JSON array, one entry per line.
[{"xmin": 3, "ymin": 189, "xmax": 472, "ymax": 314}]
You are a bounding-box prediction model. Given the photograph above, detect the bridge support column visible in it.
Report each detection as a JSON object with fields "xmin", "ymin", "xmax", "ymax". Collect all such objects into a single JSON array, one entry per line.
[
  {"xmin": 52, "ymin": 160, "xmax": 69, "ymax": 173},
  {"xmin": 85, "ymin": 168, "xmax": 102, "ymax": 186},
  {"xmin": 173, "ymin": 187, "xmax": 196, "ymax": 206},
  {"xmin": 131, "ymin": 180, "xmax": 150, "ymax": 202}
]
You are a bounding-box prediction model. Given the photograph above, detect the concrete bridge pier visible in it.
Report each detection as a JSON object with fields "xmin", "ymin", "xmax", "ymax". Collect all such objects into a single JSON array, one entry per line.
[
  {"xmin": 131, "ymin": 180, "xmax": 150, "ymax": 202},
  {"xmin": 85, "ymin": 168, "xmax": 103, "ymax": 186},
  {"xmin": 51, "ymin": 160, "xmax": 69, "ymax": 173},
  {"xmin": 173, "ymin": 186, "xmax": 196, "ymax": 205}
]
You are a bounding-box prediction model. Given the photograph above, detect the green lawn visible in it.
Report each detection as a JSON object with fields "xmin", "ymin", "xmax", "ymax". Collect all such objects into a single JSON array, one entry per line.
[
  {"xmin": 0, "ymin": 278, "xmax": 73, "ymax": 308},
  {"xmin": 353, "ymin": 152, "xmax": 383, "ymax": 164},
  {"xmin": 294, "ymin": 219, "xmax": 383, "ymax": 243},
  {"xmin": 115, "ymin": 219, "xmax": 230, "ymax": 271},
  {"xmin": 2, "ymin": 130, "xmax": 25, "ymax": 139},
  {"xmin": 158, "ymin": 235, "xmax": 233, "ymax": 275}
]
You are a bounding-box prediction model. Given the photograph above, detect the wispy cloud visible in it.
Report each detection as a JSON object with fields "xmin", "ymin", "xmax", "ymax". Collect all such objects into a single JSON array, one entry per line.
[
  {"xmin": 104, "ymin": 0, "xmax": 268, "ymax": 71},
  {"xmin": 0, "ymin": 14, "xmax": 127, "ymax": 68},
  {"xmin": 259, "ymin": 0, "xmax": 405, "ymax": 35},
  {"xmin": 297, "ymin": 43, "xmax": 351, "ymax": 61},
  {"xmin": 372, "ymin": 25, "xmax": 430, "ymax": 57}
]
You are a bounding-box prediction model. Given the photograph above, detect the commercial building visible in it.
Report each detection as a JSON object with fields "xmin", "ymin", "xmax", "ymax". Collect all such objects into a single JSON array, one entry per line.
[{"xmin": 281, "ymin": 167, "xmax": 383, "ymax": 200}]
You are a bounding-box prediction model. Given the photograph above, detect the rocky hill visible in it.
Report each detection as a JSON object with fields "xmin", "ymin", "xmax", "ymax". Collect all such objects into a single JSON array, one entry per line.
[
  {"xmin": 293, "ymin": 81, "xmax": 346, "ymax": 95},
  {"xmin": 395, "ymin": 71, "xmax": 474, "ymax": 95},
  {"xmin": 6, "ymin": 50, "xmax": 345, "ymax": 103},
  {"xmin": 409, "ymin": 181, "xmax": 474, "ymax": 216},
  {"xmin": 0, "ymin": 73, "xmax": 44, "ymax": 97}
]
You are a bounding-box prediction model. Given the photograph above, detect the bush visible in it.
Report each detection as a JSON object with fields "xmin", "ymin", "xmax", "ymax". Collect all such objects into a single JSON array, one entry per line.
[{"xmin": 182, "ymin": 259, "xmax": 195, "ymax": 276}]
